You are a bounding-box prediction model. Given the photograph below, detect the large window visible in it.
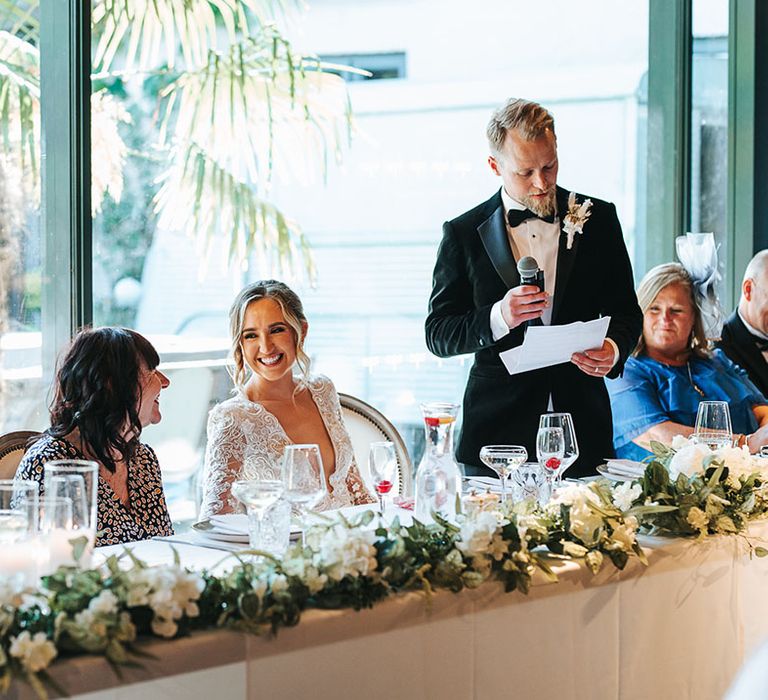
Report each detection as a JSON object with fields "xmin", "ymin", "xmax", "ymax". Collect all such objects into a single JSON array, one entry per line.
[
  {"xmin": 85, "ymin": 0, "xmax": 650, "ymax": 524},
  {"xmin": 690, "ymin": 0, "xmax": 729, "ymax": 293},
  {"xmin": 0, "ymin": 6, "xmax": 44, "ymax": 433},
  {"xmin": 2, "ymin": 0, "xmax": 758, "ymax": 527}
]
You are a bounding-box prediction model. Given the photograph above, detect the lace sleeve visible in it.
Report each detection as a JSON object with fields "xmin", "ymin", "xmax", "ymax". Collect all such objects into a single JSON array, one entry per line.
[
  {"xmin": 345, "ymin": 459, "xmax": 376, "ymax": 505},
  {"xmin": 200, "ymin": 404, "xmax": 246, "ymax": 520}
]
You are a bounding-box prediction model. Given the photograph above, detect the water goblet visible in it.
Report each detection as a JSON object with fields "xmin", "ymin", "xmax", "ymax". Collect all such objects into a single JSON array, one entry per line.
[
  {"xmin": 693, "ymin": 401, "xmax": 733, "ymax": 450},
  {"xmin": 538, "ymin": 413, "xmax": 579, "ymax": 484},
  {"xmin": 369, "ymin": 441, "xmax": 397, "ymax": 512},
  {"xmin": 478, "ymin": 445, "xmax": 527, "ymax": 503},
  {"xmin": 231, "ymin": 479, "xmax": 284, "ymax": 552},
  {"xmin": 536, "ymin": 426, "xmax": 565, "ymax": 481},
  {"xmin": 281, "ymin": 444, "xmax": 327, "ymax": 546}
]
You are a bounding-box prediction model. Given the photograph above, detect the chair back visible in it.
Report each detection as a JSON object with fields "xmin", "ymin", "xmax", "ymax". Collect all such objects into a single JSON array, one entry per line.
[
  {"xmin": 338, "ymin": 393, "xmax": 413, "ymax": 496},
  {"xmin": 0, "ymin": 430, "xmax": 42, "ymax": 479}
]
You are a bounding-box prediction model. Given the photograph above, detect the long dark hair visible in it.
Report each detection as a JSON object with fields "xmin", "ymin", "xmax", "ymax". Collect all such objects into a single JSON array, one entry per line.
[{"xmin": 48, "ymin": 327, "xmax": 160, "ymax": 473}]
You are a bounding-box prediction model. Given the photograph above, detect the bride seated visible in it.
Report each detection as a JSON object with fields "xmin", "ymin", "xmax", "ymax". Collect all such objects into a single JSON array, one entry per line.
[{"xmin": 200, "ymin": 280, "xmax": 374, "ymax": 519}]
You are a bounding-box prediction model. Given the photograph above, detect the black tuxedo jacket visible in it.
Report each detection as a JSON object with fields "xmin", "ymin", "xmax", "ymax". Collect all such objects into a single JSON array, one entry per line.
[
  {"xmin": 717, "ymin": 311, "xmax": 768, "ymax": 399},
  {"xmin": 425, "ymin": 186, "xmax": 642, "ymax": 477}
]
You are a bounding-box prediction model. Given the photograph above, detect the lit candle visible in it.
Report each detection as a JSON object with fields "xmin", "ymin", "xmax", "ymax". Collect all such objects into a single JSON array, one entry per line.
[
  {"xmin": 0, "ymin": 536, "xmax": 44, "ymax": 585},
  {"xmin": 44, "ymin": 528, "xmax": 96, "ymax": 574}
]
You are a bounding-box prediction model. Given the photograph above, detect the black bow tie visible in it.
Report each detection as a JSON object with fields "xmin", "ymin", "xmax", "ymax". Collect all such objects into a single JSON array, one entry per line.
[
  {"xmin": 507, "ymin": 208, "xmax": 556, "ymax": 228},
  {"xmin": 753, "ymin": 334, "xmax": 768, "ymax": 352}
]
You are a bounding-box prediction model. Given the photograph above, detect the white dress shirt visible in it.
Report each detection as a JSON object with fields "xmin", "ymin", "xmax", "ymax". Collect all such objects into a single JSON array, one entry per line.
[
  {"xmin": 489, "ymin": 187, "xmax": 618, "ymax": 366},
  {"xmin": 739, "ymin": 310, "xmax": 768, "ymax": 362}
]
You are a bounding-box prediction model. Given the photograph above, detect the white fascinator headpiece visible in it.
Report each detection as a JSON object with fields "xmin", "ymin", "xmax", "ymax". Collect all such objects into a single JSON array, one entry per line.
[{"xmin": 675, "ymin": 232, "xmax": 722, "ymax": 338}]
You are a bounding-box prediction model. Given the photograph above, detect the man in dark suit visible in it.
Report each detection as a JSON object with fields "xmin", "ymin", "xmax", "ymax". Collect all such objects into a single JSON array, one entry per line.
[
  {"xmin": 718, "ymin": 250, "xmax": 768, "ymax": 398},
  {"xmin": 425, "ymin": 98, "xmax": 642, "ymax": 478}
]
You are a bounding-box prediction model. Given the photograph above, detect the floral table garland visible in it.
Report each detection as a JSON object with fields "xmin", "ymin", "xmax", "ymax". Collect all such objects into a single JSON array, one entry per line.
[{"xmin": 3, "ymin": 438, "xmax": 768, "ymax": 699}]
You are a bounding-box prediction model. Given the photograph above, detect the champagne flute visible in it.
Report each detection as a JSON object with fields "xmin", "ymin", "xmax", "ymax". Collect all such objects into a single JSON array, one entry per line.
[
  {"xmin": 693, "ymin": 401, "xmax": 733, "ymax": 450},
  {"xmin": 231, "ymin": 479, "xmax": 284, "ymax": 551},
  {"xmin": 369, "ymin": 441, "xmax": 397, "ymax": 513},
  {"xmin": 536, "ymin": 426, "xmax": 565, "ymax": 479},
  {"xmin": 478, "ymin": 445, "xmax": 527, "ymax": 503},
  {"xmin": 538, "ymin": 413, "xmax": 579, "ymax": 484},
  {"xmin": 281, "ymin": 444, "xmax": 327, "ymax": 546}
]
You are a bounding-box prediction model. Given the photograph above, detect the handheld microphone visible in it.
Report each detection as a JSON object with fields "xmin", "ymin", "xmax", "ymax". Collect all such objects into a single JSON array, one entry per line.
[
  {"xmin": 516, "ymin": 256, "xmax": 545, "ymax": 330},
  {"xmin": 517, "ymin": 256, "xmax": 544, "ymax": 292}
]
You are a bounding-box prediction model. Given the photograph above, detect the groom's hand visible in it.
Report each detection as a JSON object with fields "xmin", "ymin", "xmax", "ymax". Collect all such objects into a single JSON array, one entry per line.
[
  {"xmin": 571, "ymin": 340, "xmax": 616, "ymax": 377},
  {"xmin": 500, "ymin": 285, "xmax": 549, "ymax": 330}
]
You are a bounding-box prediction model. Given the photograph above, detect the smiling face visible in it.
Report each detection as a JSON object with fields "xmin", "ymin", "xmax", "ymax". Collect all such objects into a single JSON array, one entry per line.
[
  {"xmin": 241, "ymin": 298, "xmax": 304, "ymax": 387},
  {"xmin": 643, "ymin": 282, "xmax": 696, "ymax": 364},
  {"xmin": 488, "ymin": 128, "xmax": 559, "ymax": 217},
  {"xmin": 137, "ymin": 365, "xmax": 170, "ymax": 427}
]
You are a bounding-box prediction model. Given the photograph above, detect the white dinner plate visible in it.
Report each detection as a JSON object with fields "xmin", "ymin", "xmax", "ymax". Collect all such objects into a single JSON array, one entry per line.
[
  {"xmin": 191, "ymin": 521, "xmax": 250, "ymax": 544},
  {"xmin": 596, "ymin": 465, "xmax": 643, "ymax": 482}
]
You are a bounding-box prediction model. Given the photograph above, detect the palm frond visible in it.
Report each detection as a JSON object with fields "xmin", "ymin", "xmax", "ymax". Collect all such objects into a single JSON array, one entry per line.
[
  {"xmin": 158, "ymin": 29, "xmax": 352, "ymax": 188},
  {"xmin": 92, "ymin": 0, "xmax": 300, "ymax": 74},
  {"xmin": 0, "ymin": 30, "xmax": 39, "ymax": 193},
  {"xmin": 154, "ymin": 142, "xmax": 315, "ymax": 282}
]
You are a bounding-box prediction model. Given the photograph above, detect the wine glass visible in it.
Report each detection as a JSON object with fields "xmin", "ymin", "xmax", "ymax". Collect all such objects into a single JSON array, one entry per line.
[
  {"xmin": 231, "ymin": 479, "xmax": 284, "ymax": 552},
  {"xmin": 536, "ymin": 426, "xmax": 565, "ymax": 480},
  {"xmin": 281, "ymin": 444, "xmax": 327, "ymax": 546},
  {"xmin": 478, "ymin": 445, "xmax": 527, "ymax": 503},
  {"xmin": 693, "ymin": 401, "xmax": 733, "ymax": 450},
  {"xmin": 369, "ymin": 441, "xmax": 397, "ymax": 513},
  {"xmin": 538, "ymin": 413, "xmax": 579, "ymax": 484}
]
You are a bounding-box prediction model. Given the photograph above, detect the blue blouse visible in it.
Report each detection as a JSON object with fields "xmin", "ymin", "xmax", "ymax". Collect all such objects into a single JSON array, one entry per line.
[{"xmin": 607, "ymin": 349, "xmax": 766, "ymax": 461}]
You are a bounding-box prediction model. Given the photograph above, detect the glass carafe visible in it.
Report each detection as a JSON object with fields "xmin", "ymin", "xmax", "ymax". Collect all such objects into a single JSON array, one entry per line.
[{"xmin": 414, "ymin": 402, "xmax": 462, "ymax": 523}]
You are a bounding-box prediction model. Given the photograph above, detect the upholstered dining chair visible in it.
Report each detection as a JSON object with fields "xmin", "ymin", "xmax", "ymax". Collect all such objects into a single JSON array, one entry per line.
[
  {"xmin": 0, "ymin": 430, "xmax": 42, "ymax": 480},
  {"xmin": 338, "ymin": 393, "xmax": 413, "ymax": 497}
]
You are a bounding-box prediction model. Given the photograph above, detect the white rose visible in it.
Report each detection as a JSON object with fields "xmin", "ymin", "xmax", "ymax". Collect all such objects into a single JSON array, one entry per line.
[
  {"xmin": 88, "ymin": 589, "xmax": 119, "ymax": 615},
  {"xmin": 456, "ymin": 511, "xmax": 498, "ymax": 559},
  {"xmin": 612, "ymin": 482, "xmax": 642, "ymax": 512},
  {"xmin": 668, "ymin": 442, "xmax": 710, "ymax": 478},
  {"xmin": 671, "ymin": 434, "xmax": 691, "ymax": 450},
  {"xmin": 568, "ymin": 499, "xmax": 604, "ymax": 546},
  {"xmin": 314, "ymin": 525, "xmax": 378, "ymax": 581},
  {"xmin": 9, "ymin": 631, "xmax": 57, "ymax": 672}
]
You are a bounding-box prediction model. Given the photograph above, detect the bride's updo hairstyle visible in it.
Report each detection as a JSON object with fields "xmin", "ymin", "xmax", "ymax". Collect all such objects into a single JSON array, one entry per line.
[{"xmin": 229, "ymin": 280, "xmax": 311, "ymax": 389}]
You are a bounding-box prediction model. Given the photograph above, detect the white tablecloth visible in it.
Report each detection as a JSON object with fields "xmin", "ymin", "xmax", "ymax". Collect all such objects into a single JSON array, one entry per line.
[{"xmin": 9, "ymin": 521, "xmax": 768, "ymax": 700}]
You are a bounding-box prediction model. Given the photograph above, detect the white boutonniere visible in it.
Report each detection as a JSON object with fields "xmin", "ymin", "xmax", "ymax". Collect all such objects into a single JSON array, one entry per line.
[{"xmin": 563, "ymin": 192, "xmax": 593, "ymax": 250}]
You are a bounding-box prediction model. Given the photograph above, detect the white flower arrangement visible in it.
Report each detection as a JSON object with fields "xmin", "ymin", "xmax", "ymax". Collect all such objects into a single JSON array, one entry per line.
[
  {"xmin": 668, "ymin": 435, "xmax": 765, "ymax": 480},
  {"xmin": 308, "ymin": 522, "xmax": 379, "ymax": 583},
  {"xmin": 2, "ymin": 469, "xmax": 766, "ymax": 699},
  {"xmin": 563, "ymin": 191, "xmax": 593, "ymax": 250}
]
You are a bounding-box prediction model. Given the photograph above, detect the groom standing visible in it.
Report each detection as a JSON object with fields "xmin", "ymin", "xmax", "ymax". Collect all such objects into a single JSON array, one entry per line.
[{"xmin": 425, "ymin": 98, "xmax": 642, "ymax": 477}]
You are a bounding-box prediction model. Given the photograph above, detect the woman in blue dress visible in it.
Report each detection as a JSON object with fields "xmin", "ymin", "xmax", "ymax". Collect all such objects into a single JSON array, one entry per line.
[{"xmin": 607, "ymin": 263, "xmax": 768, "ymax": 460}]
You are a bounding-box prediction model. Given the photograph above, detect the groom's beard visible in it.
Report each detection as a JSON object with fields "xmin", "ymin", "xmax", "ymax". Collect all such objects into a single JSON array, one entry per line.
[{"xmin": 522, "ymin": 189, "xmax": 556, "ymax": 218}]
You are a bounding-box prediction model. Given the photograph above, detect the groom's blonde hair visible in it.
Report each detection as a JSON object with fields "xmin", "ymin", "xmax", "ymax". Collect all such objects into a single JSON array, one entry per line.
[{"xmin": 487, "ymin": 99, "xmax": 556, "ymax": 156}]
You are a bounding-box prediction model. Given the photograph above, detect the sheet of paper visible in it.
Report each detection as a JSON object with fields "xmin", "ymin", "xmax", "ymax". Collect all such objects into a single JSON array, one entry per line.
[{"xmin": 499, "ymin": 316, "xmax": 611, "ymax": 375}]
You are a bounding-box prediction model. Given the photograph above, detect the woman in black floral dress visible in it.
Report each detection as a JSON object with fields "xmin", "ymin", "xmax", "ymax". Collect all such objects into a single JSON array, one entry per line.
[{"xmin": 16, "ymin": 327, "xmax": 174, "ymax": 546}]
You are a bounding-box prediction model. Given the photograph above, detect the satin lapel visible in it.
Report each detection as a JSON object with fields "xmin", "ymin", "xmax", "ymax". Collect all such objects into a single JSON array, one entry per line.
[
  {"xmin": 551, "ymin": 186, "xmax": 579, "ymax": 323},
  {"xmin": 478, "ymin": 202, "xmax": 519, "ymax": 289}
]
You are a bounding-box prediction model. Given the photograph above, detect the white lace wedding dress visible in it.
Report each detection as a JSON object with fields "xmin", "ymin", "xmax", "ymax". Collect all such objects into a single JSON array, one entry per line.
[{"xmin": 200, "ymin": 375, "xmax": 374, "ymax": 520}]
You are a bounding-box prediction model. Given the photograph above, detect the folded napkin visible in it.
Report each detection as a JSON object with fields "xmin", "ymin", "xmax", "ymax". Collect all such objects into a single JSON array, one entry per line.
[
  {"xmin": 209, "ymin": 514, "xmax": 249, "ymax": 535},
  {"xmin": 604, "ymin": 459, "xmax": 645, "ymax": 478},
  {"xmin": 466, "ymin": 476, "xmax": 505, "ymax": 494}
]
